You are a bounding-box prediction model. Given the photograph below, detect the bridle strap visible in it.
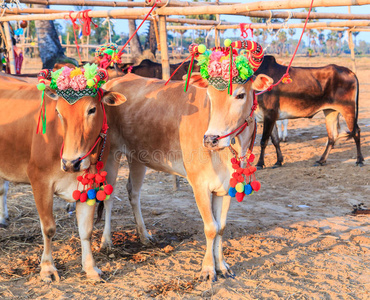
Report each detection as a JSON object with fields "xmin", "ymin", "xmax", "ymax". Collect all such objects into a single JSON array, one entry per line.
[
  {"xmin": 59, "ymin": 88, "xmax": 108, "ymax": 161},
  {"xmin": 217, "ymin": 91, "xmax": 258, "ymax": 141}
]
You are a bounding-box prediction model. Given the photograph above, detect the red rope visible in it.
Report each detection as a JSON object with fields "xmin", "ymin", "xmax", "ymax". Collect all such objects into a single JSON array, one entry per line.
[
  {"xmin": 105, "ymin": 0, "xmax": 160, "ymax": 69},
  {"xmin": 68, "ymin": 11, "xmax": 83, "ymax": 63},
  {"xmin": 256, "ymin": 0, "xmax": 315, "ymax": 96},
  {"xmin": 165, "ymin": 52, "xmax": 192, "ymax": 85}
]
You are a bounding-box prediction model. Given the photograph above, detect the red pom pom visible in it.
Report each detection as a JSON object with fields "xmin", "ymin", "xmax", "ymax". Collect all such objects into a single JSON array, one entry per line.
[
  {"xmin": 237, "ymin": 167, "xmax": 244, "ymax": 174},
  {"xmin": 77, "ymin": 176, "xmax": 83, "ymax": 182},
  {"xmin": 235, "ymin": 192, "xmax": 245, "ymax": 202},
  {"xmin": 96, "ymin": 190, "xmax": 107, "ymax": 201},
  {"xmin": 72, "ymin": 190, "xmax": 81, "ymax": 200},
  {"xmin": 231, "ymin": 158, "xmax": 238, "ymax": 164},
  {"xmin": 248, "ymin": 153, "xmax": 255, "ymax": 163},
  {"xmin": 96, "ymin": 161, "xmax": 104, "ymax": 171},
  {"xmin": 232, "ymin": 164, "xmax": 240, "ymax": 170},
  {"xmin": 95, "ymin": 174, "xmax": 103, "ymax": 183},
  {"xmin": 232, "ymin": 172, "xmax": 239, "ymax": 179},
  {"xmin": 104, "ymin": 184, "xmax": 114, "ymax": 195},
  {"xmin": 251, "ymin": 181, "xmax": 261, "ymax": 192},
  {"xmin": 250, "ymin": 166, "xmax": 257, "ymax": 173},
  {"xmin": 81, "ymin": 178, "xmax": 89, "ymax": 185},
  {"xmin": 100, "ymin": 171, "xmax": 107, "ymax": 177},
  {"xmin": 80, "ymin": 192, "xmax": 87, "ymax": 202},
  {"xmin": 243, "ymin": 168, "xmax": 251, "ymax": 176},
  {"xmin": 229, "ymin": 178, "xmax": 237, "ymax": 188},
  {"xmin": 237, "ymin": 175, "xmax": 244, "ymax": 183},
  {"xmin": 87, "ymin": 174, "xmax": 95, "ymax": 179}
]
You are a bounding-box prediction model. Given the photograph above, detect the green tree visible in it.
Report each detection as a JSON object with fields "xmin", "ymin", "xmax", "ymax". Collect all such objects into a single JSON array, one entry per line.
[{"xmin": 352, "ymin": 31, "xmax": 359, "ymax": 47}]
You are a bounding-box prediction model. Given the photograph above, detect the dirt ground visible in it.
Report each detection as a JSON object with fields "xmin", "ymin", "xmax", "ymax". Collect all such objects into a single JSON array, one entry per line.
[{"xmin": 0, "ymin": 57, "xmax": 369, "ymax": 299}]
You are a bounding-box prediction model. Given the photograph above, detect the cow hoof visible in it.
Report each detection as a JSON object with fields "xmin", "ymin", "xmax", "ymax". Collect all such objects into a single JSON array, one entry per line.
[
  {"xmin": 314, "ymin": 161, "xmax": 326, "ymax": 167},
  {"xmin": 216, "ymin": 262, "xmax": 235, "ymax": 279},
  {"xmin": 100, "ymin": 239, "xmax": 113, "ymax": 251},
  {"xmin": 140, "ymin": 233, "xmax": 156, "ymax": 246},
  {"xmin": 272, "ymin": 162, "xmax": 282, "ymax": 169},
  {"xmin": 200, "ymin": 266, "xmax": 217, "ymax": 282},
  {"xmin": 85, "ymin": 267, "xmax": 102, "ymax": 282},
  {"xmin": 0, "ymin": 221, "xmax": 8, "ymax": 228},
  {"xmin": 356, "ymin": 162, "xmax": 364, "ymax": 167},
  {"xmin": 256, "ymin": 165, "xmax": 264, "ymax": 170},
  {"xmin": 40, "ymin": 265, "xmax": 60, "ymax": 283}
]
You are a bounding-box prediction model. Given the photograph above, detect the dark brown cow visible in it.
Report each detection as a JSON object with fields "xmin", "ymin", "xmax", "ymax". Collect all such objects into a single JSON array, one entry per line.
[
  {"xmin": 0, "ymin": 73, "xmax": 126, "ymax": 281},
  {"xmin": 254, "ymin": 55, "xmax": 364, "ymax": 168}
]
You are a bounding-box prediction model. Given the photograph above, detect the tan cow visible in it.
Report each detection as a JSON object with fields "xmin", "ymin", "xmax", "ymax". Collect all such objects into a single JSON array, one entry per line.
[
  {"xmin": 0, "ymin": 73, "xmax": 126, "ymax": 281},
  {"xmin": 103, "ymin": 48, "xmax": 273, "ymax": 279}
]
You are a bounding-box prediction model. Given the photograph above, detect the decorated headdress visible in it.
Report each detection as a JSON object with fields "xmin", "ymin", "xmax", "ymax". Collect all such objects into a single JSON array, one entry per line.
[
  {"xmin": 94, "ymin": 43, "xmax": 121, "ymax": 69},
  {"xmin": 36, "ymin": 63, "xmax": 108, "ymax": 133},
  {"xmin": 184, "ymin": 40, "xmax": 264, "ymax": 95}
]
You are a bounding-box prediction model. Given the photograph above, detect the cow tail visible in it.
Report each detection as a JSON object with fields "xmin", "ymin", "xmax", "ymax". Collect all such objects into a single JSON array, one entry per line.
[
  {"xmin": 347, "ymin": 73, "xmax": 360, "ymax": 139},
  {"xmin": 95, "ymin": 201, "xmax": 104, "ymax": 224}
]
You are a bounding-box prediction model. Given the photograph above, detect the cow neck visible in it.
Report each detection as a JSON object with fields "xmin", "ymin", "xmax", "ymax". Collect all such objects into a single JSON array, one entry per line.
[{"xmin": 59, "ymin": 88, "xmax": 108, "ymax": 165}]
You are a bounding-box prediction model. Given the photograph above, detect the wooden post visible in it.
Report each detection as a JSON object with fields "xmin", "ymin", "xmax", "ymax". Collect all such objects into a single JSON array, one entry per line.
[
  {"xmin": 215, "ymin": 14, "xmax": 220, "ymax": 47},
  {"xmin": 3, "ymin": 22, "xmax": 16, "ymax": 74},
  {"xmin": 66, "ymin": 32, "xmax": 70, "ymax": 56},
  {"xmin": 159, "ymin": 15, "xmax": 170, "ymax": 80},
  {"xmin": 348, "ymin": 6, "xmax": 356, "ymax": 73}
]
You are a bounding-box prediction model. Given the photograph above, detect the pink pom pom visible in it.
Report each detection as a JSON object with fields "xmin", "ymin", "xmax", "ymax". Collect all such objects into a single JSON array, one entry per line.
[
  {"xmin": 209, "ymin": 51, "xmax": 223, "ymax": 62},
  {"xmin": 61, "ymin": 67, "xmax": 73, "ymax": 77},
  {"xmin": 70, "ymin": 75, "xmax": 87, "ymax": 91},
  {"xmin": 56, "ymin": 75, "xmax": 70, "ymax": 90},
  {"xmin": 208, "ymin": 61, "xmax": 222, "ymax": 78},
  {"xmin": 221, "ymin": 60, "xmax": 239, "ymax": 80}
]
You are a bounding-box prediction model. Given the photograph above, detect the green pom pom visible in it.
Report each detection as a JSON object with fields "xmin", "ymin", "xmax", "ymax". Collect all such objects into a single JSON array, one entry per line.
[
  {"xmin": 37, "ymin": 83, "xmax": 46, "ymax": 91},
  {"xmin": 198, "ymin": 44, "xmax": 206, "ymax": 54},
  {"xmin": 87, "ymin": 79, "xmax": 95, "ymax": 87},
  {"xmin": 224, "ymin": 39, "xmax": 232, "ymax": 47}
]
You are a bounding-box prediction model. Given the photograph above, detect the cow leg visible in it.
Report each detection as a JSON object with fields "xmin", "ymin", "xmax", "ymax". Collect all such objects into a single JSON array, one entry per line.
[
  {"xmin": 257, "ymin": 113, "xmax": 277, "ymax": 169},
  {"xmin": 276, "ymin": 120, "xmax": 283, "ymax": 141},
  {"xmin": 270, "ymin": 124, "xmax": 284, "ymax": 168},
  {"xmin": 282, "ymin": 119, "xmax": 289, "ymax": 142},
  {"xmin": 100, "ymin": 152, "xmax": 121, "ymax": 249},
  {"xmin": 0, "ymin": 180, "xmax": 9, "ymax": 228},
  {"xmin": 192, "ymin": 187, "xmax": 218, "ymax": 281},
  {"xmin": 316, "ymin": 110, "xmax": 339, "ymax": 165},
  {"xmin": 32, "ymin": 184, "xmax": 60, "ymax": 282},
  {"xmin": 212, "ymin": 194, "xmax": 234, "ymax": 278},
  {"xmin": 127, "ymin": 158, "xmax": 154, "ymax": 245},
  {"xmin": 75, "ymin": 200, "xmax": 101, "ymax": 280}
]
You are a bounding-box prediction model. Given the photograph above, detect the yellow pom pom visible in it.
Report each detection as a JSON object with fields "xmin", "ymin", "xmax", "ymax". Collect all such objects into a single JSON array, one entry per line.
[
  {"xmin": 86, "ymin": 199, "xmax": 96, "ymax": 206},
  {"xmin": 37, "ymin": 83, "xmax": 46, "ymax": 91},
  {"xmin": 224, "ymin": 39, "xmax": 232, "ymax": 47},
  {"xmin": 198, "ymin": 44, "xmax": 206, "ymax": 54},
  {"xmin": 235, "ymin": 182, "xmax": 245, "ymax": 193},
  {"xmin": 87, "ymin": 79, "xmax": 95, "ymax": 87},
  {"xmin": 70, "ymin": 68, "xmax": 83, "ymax": 78}
]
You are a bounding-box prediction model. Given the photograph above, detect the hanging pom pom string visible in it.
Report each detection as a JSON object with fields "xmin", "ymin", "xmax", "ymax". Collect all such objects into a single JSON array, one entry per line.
[
  {"xmin": 183, "ymin": 43, "xmax": 206, "ymax": 92},
  {"xmin": 36, "ymin": 69, "xmax": 51, "ymax": 134},
  {"xmin": 165, "ymin": 52, "xmax": 192, "ymax": 85},
  {"xmin": 184, "ymin": 51, "xmax": 195, "ymax": 92},
  {"xmin": 228, "ymin": 44, "xmax": 233, "ymax": 95}
]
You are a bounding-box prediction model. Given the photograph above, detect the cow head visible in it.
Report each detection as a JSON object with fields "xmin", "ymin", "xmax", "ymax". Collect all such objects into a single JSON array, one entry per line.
[
  {"xmin": 38, "ymin": 64, "xmax": 126, "ymax": 173},
  {"xmin": 186, "ymin": 41, "xmax": 273, "ymax": 150}
]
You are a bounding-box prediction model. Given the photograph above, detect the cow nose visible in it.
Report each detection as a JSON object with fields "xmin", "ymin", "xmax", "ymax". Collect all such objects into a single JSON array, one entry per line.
[
  {"xmin": 62, "ymin": 159, "xmax": 67, "ymax": 171},
  {"xmin": 203, "ymin": 135, "xmax": 220, "ymax": 148},
  {"xmin": 72, "ymin": 158, "xmax": 82, "ymax": 172}
]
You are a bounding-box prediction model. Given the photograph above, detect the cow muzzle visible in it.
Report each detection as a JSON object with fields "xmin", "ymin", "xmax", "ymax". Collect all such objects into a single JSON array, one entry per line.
[
  {"xmin": 203, "ymin": 135, "xmax": 221, "ymax": 149},
  {"xmin": 61, "ymin": 158, "xmax": 82, "ymax": 173}
]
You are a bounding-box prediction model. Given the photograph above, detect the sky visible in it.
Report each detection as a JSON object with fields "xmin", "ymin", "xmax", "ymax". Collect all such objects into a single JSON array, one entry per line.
[{"xmin": 49, "ymin": 0, "xmax": 370, "ymax": 44}]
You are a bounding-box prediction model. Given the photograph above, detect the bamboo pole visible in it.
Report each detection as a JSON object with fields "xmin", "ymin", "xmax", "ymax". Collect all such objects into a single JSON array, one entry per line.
[
  {"xmin": 1, "ymin": 0, "xmax": 370, "ymax": 22},
  {"xmin": 3, "ymin": 22, "xmax": 16, "ymax": 74},
  {"xmin": 1, "ymin": 8, "xmax": 68, "ymax": 14},
  {"xmin": 4, "ymin": 0, "xmax": 232, "ymax": 7},
  {"xmin": 347, "ymin": 6, "xmax": 356, "ymax": 73},
  {"xmin": 167, "ymin": 20, "xmax": 370, "ymax": 31},
  {"xmin": 159, "ymin": 15, "xmax": 170, "ymax": 81}
]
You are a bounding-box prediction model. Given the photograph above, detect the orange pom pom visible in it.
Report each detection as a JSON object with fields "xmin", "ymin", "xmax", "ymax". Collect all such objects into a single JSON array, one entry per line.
[
  {"xmin": 249, "ymin": 166, "xmax": 257, "ymax": 173},
  {"xmin": 237, "ymin": 175, "xmax": 244, "ymax": 182},
  {"xmin": 243, "ymin": 168, "xmax": 251, "ymax": 176},
  {"xmin": 81, "ymin": 178, "xmax": 89, "ymax": 185},
  {"xmin": 232, "ymin": 172, "xmax": 239, "ymax": 179},
  {"xmin": 77, "ymin": 176, "xmax": 83, "ymax": 182},
  {"xmin": 96, "ymin": 190, "xmax": 107, "ymax": 201},
  {"xmin": 87, "ymin": 174, "xmax": 95, "ymax": 179},
  {"xmin": 232, "ymin": 164, "xmax": 240, "ymax": 170},
  {"xmin": 100, "ymin": 171, "xmax": 107, "ymax": 177},
  {"xmin": 229, "ymin": 178, "xmax": 237, "ymax": 188},
  {"xmin": 248, "ymin": 153, "xmax": 255, "ymax": 163}
]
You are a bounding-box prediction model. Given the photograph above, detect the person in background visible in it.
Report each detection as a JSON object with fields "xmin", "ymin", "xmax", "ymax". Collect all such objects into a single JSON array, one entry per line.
[{"xmin": 6, "ymin": 37, "xmax": 23, "ymax": 74}]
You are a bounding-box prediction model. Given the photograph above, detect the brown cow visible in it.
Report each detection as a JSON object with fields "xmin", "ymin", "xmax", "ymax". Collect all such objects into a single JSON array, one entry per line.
[
  {"xmin": 103, "ymin": 68, "xmax": 273, "ymax": 280},
  {"xmin": 254, "ymin": 55, "xmax": 364, "ymax": 168},
  {"xmin": 0, "ymin": 73, "xmax": 126, "ymax": 281}
]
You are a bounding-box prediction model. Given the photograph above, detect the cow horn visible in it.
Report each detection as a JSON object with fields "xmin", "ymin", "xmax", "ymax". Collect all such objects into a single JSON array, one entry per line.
[
  {"xmin": 231, "ymin": 40, "xmax": 264, "ymax": 72},
  {"xmin": 37, "ymin": 69, "xmax": 52, "ymax": 91},
  {"xmin": 87, "ymin": 68, "xmax": 108, "ymax": 88}
]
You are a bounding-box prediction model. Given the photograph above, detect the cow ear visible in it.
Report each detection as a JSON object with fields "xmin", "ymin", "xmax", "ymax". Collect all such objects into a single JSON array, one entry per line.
[
  {"xmin": 182, "ymin": 72, "xmax": 208, "ymax": 88},
  {"xmin": 252, "ymin": 74, "xmax": 274, "ymax": 91},
  {"xmin": 44, "ymin": 86, "xmax": 59, "ymax": 101},
  {"xmin": 101, "ymin": 90, "xmax": 127, "ymax": 106}
]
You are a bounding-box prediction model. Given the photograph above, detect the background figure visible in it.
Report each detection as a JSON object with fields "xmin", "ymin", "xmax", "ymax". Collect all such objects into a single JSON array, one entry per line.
[
  {"xmin": 6, "ymin": 37, "xmax": 23, "ymax": 74},
  {"xmin": 277, "ymin": 119, "xmax": 289, "ymax": 142}
]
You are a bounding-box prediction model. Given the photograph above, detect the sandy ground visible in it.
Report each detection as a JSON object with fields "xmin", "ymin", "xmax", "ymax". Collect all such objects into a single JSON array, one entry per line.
[{"xmin": 0, "ymin": 57, "xmax": 369, "ymax": 299}]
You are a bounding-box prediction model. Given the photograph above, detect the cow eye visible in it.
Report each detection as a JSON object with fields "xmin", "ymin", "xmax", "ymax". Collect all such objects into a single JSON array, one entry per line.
[
  {"xmin": 236, "ymin": 93, "xmax": 246, "ymax": 99},
  {"xmin": 88, "ymin": 107, "xmax": 96, "ymax": 115}
]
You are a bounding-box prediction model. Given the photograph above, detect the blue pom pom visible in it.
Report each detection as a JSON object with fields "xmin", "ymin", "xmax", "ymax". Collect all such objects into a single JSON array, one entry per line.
[
  {"xmin": 244, "ymin": 184, "xmax": 252, "ymax": 195},
  {"xmin": 87, "ymin": 189, "xmax": 96, "ymax": 199},
  {"xmin": 228, "ymin": 187, "xmax": 237, "ymax": 197}
]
